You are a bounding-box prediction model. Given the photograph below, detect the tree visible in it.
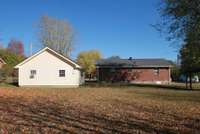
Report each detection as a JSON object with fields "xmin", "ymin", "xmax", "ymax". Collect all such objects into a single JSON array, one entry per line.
[
  {"xmin": 77, "ymin": 50, "xmax": 102, "ymax": 78},
  {"xmin": 0, "ymin": 48, "xmax": 25, "ymax": 80},
  {"xmin": 38, "ymin": 15, "xmax": 74, "ymax": 57},
  {"xmin": 157, "ymin": 0, "xmax": 200, "ymax": 89},
  {"xmin": 0, "ymin": 34, "xmax": 5, "ymax": 49},
  {"xmin": 171, "ymin": 64, "xmax": 181, "ymax": 82},
  {"xmin": 179, "ymin": 42, "xmax": 200, "ymax": 89},
  {"xmin": 157, "ymin": 0, "xmax": 200, "ymax": 42},
  {"xmin": 0, "ymin": 48, "xmax": 24, "ymax": 67},
  {"xmin": 7, "ymin": 39, "xmax": 24, "ymax": 56}
]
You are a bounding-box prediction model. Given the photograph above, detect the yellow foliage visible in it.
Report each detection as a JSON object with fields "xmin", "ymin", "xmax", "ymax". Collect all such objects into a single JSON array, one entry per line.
[{"xmin": 77, "ymin": 50, "xmax": 102, "ymax": 75}]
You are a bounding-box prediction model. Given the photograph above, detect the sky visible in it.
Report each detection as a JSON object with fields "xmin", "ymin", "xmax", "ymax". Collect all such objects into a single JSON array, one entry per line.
[{"xmin": 0, "ymin": 0, "xmax": 177, "ymax": 60}]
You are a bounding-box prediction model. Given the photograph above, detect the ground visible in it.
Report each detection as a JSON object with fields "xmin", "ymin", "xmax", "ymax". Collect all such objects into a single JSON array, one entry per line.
[{"xmin": 0, "ymin": 85, "xmax": 199, "ymax": 134}]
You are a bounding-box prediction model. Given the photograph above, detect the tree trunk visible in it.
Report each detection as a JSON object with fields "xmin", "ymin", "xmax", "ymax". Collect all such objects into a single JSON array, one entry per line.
[
  {"xmin": 189, "ymin": 72, "xmax": 192, "ymax": 90},
  {"xmin": 186, "ymin": 74, "xmax": 188, "ymax": 89},
  {"xmin": 89, "ymin": 74, "xmax": 91, "ymax": 80}
]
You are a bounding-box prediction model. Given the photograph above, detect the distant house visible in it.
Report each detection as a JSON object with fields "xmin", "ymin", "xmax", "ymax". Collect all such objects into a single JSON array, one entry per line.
[
  {"xmin": 15, "ymin": 47, "xmax": 83, "ymax": 87},
  {"xmin": 96, "ymin": 57, "xmax": 172, "ymax": 84},
  {"xmin": 0, "ymin": 58, "xmax": 6, "ymax": 68}
]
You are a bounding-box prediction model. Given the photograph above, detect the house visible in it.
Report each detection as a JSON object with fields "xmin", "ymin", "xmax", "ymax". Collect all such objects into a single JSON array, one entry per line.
[
  {"xmin": 96, "ymin": 57, "xmax": 172, "ymax": 84},
  {"xmin": 14, "ymin": 47, "xmax": 83, "ymax": 87},
  {"xmin": 0, "ymin": 57, "xmax": 6, "ymax": 68}
]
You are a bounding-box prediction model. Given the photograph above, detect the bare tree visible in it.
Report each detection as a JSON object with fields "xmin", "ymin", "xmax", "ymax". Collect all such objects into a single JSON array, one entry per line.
[
  {"xmin": 7, "ymin": 39, "xmax": 24, "ymax": 56},
  {"xmin": 38, "ymin": 15, "xmax": 74, "ymax": 57}
]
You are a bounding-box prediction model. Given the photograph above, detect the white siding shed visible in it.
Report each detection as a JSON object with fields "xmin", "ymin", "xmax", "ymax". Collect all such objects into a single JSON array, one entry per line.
[{"xmin": 15, "ymin": 47, "xmax": 83, "ymax": 87}]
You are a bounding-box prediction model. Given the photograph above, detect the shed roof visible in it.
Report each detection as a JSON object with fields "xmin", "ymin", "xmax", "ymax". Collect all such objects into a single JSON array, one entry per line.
[
  {"xmin": 15, "ymin": 47, "xmax": 81, "ymax": 69},
  {"xmin": 96, "ymin": 57, "xmax": 172, "ymax": 68}
]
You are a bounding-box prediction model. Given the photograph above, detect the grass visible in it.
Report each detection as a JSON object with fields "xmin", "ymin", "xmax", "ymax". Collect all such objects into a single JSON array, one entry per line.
[
  {"xmin": 0, "ymin": 86, "xmax": 199, "ymax": 133},
  {"xmin": 85, "ymin": 82, "xmax": 200, "ymax": 91}
]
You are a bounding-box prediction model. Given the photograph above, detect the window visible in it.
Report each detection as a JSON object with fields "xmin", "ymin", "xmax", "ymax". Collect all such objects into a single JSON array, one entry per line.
[
  {"xmin": 59, "ymin": 70, "xmax": 65, "ymax": 77},
  {"xmin": 30, "ymin": 70, "xmax": 36, "ymax": 79},
  {"xmin": 154, "ymin": 69, "xmax": 159, "ymax": 76}
]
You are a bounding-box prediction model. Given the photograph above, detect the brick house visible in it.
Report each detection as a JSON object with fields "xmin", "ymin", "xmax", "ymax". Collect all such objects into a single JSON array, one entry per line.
[{"xmin": 96, "ymin": 57, "xmax": 172, "ymax": 84}]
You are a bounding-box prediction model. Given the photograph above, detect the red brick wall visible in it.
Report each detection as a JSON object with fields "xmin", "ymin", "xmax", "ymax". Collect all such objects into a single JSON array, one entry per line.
[
  {"xmin": 97, "ymin": 68, "xmax": 170, "ymax": 83},
  {"xmin": 132, "ymin": 68, "xmax": 170, "ymax": 82}
]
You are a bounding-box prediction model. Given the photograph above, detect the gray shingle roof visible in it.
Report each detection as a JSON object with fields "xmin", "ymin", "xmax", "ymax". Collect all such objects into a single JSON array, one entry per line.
[{"xmin": 96, "ymin": 57, "xmax": 172, "ymax": 68}]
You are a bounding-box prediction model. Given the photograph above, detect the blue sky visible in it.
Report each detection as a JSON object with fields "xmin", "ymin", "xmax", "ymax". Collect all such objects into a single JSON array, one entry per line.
[{"xmin": 0, "ymin": 0, "xmax": 177, "ymax": 60}]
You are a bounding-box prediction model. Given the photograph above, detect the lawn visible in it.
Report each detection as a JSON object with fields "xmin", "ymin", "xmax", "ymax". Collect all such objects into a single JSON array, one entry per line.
[{"xmin": 0, "ymin": 86, "xmax": 199, "ymax": 134}]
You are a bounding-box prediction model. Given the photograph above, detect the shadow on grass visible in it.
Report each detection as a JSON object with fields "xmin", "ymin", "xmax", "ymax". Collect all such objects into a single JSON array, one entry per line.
[
  {"xmin": 84, "ymin": 82, "xmax": 199, "ymax": 91},
  {"xmin": 0, "ymin": 82, "xmax": 18, "ymax": 88},
  {"xmin": 0, "ymin": 95, "xmax": 195, "ymax": 133},
  {"xmin": 2, "ymin": 81, "xmax": 199, "ymax": 92}
]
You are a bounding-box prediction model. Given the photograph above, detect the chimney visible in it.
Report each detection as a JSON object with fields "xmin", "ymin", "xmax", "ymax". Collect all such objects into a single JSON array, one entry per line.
[{"xmin": 128, "ymin": 57, "xmax": 133, "ymax": 60}]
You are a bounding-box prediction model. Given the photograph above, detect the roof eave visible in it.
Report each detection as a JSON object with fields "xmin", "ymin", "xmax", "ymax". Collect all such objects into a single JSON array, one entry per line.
[
  {"xmin": 14, "ymin": 47, "xmax": 82, "ymax": 69},
  {"xmin": 96, "ymin": 65, "xmax": 172, "ymax": 68}
]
